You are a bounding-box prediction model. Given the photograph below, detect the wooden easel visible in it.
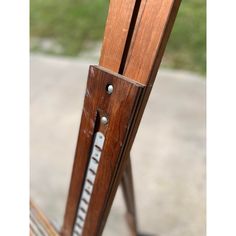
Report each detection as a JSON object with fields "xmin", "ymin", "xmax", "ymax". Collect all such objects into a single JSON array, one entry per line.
[{"xmin": 30, "ymin": 0, "xmax": 182, "ymax": 235}]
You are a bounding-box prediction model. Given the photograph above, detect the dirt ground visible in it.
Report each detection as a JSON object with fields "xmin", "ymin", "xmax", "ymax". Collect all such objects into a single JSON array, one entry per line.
[{"xmin": 30, "ymin": 54, "xmax": 206, "ymax": 236}]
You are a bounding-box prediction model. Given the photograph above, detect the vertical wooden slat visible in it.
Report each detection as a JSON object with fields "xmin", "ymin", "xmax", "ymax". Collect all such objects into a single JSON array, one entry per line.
[
  {"xmin": 79, "ymin": 67, "xmax": 144, "ymax": 236},
  {"xmin": 97, "ymin": 1, "xmax": 182, "ymax": 235},
  {"xmin": 124, "ymin": 0, "xmax": 181, "ymax": 85},
  {"xmin": 62, "ymin": 1, "xmax": 137, "ymax": 235},
  {"xmin": 62, "ymin": 0, "xmax": 182, "ymax": 235},
  {"xmin": 99, "ymin": 0, "xmax": 137, "ymax": 72}
]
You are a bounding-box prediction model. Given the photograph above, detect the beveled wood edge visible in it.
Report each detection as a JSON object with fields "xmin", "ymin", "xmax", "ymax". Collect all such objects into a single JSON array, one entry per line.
[
  {"xmin": 99, "ymin": 0, "xmax": 137, "ymax": 72},
  {"xmin": 92, "ymin": 65, "xmax": 145, "ymax": 87},
  {"xmin": 97, "ymin": 1, "xmax": 182, "ymax": 234}
]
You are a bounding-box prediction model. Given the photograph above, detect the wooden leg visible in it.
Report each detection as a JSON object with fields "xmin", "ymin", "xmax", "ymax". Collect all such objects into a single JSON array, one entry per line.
[{"xmin": 121, "ymin": 154, "xmax": 138, "ymax": 236}]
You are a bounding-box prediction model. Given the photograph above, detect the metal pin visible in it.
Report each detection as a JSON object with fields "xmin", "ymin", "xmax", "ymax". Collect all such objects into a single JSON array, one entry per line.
[
  {"xmin": 106, "ymin": 84, "xmax": 113, "ymax": 94},
  {"xmin": 101, "ymin": 116, "xmax": 108, "ymax": 125}
]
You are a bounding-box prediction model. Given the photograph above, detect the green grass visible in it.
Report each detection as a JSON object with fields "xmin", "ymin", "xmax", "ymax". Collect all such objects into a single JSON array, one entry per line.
[
  {"xmin": 163, "ymin": 0, "xmax": 206, "ymax": 74},
  {"xmin": 30, "ymin": 0, "xmax": 206, "ymax": 74},
  {"xmin": 30, "ymin": 0, "xmax": 109, "ymax": 54}
]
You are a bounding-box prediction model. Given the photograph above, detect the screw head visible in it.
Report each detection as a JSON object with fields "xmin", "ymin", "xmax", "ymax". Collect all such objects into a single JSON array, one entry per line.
[
  {"xmin": 101, "ymin": 116, "xmax": 108, "ymax": 125},
  {"xmin": 106, "ymin": 84, "xmax": 113, "ymax": 94}
]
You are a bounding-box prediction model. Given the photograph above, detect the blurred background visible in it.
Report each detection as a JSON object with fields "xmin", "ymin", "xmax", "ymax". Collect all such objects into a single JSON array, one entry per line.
[
  {"xmin": 30, "ymin": 0, "xmax": 206, "ymax": 74},
  {"xmin": 30, "ymin": 0, "xmax": 206, "ymax": 236}
]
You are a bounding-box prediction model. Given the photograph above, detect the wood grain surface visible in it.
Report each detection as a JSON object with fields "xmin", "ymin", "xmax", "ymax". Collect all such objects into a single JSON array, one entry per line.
[
  {"xmin": 62, "ymin": 66, "xmax": 144, "ymax": 236},
  {"xmin": 124, "ymin": 0, "xmax": 181, "ymax": 84},
  {"xmin": 62, "ymin": 0, "xmax": 182, "ymax": 235},
  {"xmin": 99, "ymin": 0, "xmax": 137, "ymax": 72}
]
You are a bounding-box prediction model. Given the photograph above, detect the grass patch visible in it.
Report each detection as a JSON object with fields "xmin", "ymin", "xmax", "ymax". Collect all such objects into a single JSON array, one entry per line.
[
  {"xmin": 163, "ymin": 0, "xmax": 206, "ymax": 74},
  {"xmin": 30, "ymin": 0, "xmax": 206, "ymax": 74},
  {"xmin": 30, "ymin": 0, "xmax": 108, "ymax": 55}
]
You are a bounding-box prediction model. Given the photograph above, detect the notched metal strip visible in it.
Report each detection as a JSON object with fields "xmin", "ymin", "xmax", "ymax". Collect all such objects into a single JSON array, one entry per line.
[{"xmin": 72, "ymin": 132, "xmax": 105, "ymax": 236}]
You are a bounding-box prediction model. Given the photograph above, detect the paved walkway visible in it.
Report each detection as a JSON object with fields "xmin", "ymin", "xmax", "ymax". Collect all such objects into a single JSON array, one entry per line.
[{"xmin": 30, "ymin": 54, "xmax": 205, "ymax": 236}]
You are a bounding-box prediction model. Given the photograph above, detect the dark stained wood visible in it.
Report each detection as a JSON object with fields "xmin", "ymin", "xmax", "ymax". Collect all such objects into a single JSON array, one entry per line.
[
  {"xmin": 99, "ymin": 1, "xmax": 142, "ymax": 233},
  {"xmin": 62, "ymin": 66, "xmax": 144, "ymax": 236},
  {"xmin": 63, "ymin": 2, "xmax": 141, "ymax": 231},
  {"xmin": 30, "ymin": 201, "xmax": 59, "ymax": 236}
]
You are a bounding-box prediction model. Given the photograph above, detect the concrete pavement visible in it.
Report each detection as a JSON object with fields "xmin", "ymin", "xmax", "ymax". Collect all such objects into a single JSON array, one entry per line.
[{"xmin": 30, "ymin": 54, "xmax": 205, "ymax": 236}]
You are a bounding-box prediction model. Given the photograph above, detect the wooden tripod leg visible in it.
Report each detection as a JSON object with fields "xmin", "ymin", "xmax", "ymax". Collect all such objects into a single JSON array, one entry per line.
[
  {"xmin": 62, "ymin": 0, "xmax": 182, "ymax": 235},
  {"xmin": 121, "ymin": 155, "xmax": 138, "ymax": 236}
]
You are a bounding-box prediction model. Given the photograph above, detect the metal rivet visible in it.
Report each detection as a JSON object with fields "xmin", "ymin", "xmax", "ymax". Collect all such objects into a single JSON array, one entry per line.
[
  {"xmin": 101, "ymin": 116, "xmax": 108, "ymax": 125},
  {"xmin": 106, "ymin": 84, "xmax": 113, "ymax": 94}
]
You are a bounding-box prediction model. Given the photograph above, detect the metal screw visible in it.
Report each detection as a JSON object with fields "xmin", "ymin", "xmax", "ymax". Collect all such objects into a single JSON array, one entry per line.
[
  {"xmin": 106, "ymin": 84, "xmax": 113, "ymax": 94},
  {"xmin": 101, "ymin": 116, "xmax": 108, "ymax": 125}
]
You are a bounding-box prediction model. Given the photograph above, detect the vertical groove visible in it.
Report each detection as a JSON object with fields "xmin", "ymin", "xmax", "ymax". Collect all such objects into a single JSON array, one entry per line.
[{"xmin": 118, "ymin": 0, "xmax": 142, "ymax": 74}]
